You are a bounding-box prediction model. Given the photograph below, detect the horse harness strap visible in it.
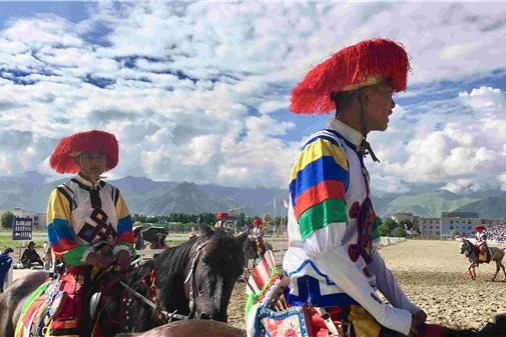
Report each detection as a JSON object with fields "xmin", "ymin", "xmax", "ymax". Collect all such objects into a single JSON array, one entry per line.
[
  {"xmin": 119, "ymin": 279, "xmax": 188, "ymax": 322},
  {"xmin": 184, "ymin": 241, "xmax": 209, "ymax": 318}
]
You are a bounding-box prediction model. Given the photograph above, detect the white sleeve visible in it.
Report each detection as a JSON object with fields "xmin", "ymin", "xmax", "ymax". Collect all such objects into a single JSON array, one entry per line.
[
  {"xmin": 368, "ymin": 250, "xmax": 421, "ymax": 314},
  {"xmin": 304, "ymin": 227, "xmax": 412, "ymax": 336}
]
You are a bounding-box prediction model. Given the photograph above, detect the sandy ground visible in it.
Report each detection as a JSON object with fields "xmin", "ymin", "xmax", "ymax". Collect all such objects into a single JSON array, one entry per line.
[
  {"xmin": 8, "ymin": 240, "xmax": 506, "ymax": 331},
  {"xmin": 226, "ymin": 239, "xmax": 506, "ymax": 331}
]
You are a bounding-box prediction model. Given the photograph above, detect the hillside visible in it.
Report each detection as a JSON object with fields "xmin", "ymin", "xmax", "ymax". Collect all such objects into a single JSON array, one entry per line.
[{"xmin": 2, "ymin": 171, "xmax": 506, "ymax": 218}]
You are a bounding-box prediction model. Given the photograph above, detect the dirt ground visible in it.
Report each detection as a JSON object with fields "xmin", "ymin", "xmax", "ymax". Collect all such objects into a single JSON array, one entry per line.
[
  {"xmin": 8, "ymin": 240, "xmax": 506, "ymax": 331},
  {"xmin": 226, "ymin": 239, "xmax": 506, "ymax": 330}
]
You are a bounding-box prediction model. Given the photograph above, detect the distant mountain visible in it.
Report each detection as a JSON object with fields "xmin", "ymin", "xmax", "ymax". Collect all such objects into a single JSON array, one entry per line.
[
  {"xmin": 1, "ymin": 171, "xmax": 506, "ymax": 218},
  {"xmin": 373, "ymin": 190, "xmax": 481, "ymax": 218}
]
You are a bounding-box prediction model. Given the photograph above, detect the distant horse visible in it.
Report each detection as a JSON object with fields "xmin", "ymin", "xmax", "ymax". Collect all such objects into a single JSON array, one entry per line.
[
  {"xmin": 459, "ymin": 238, "xmax": 506, "ymax": 281},
  {"xmin": 0, "ymin": 218, "xmax": 249, "ymax": 337},
  {"xmin": 243, "ymin": 236, "xmax": 272, "ymax": 267}
]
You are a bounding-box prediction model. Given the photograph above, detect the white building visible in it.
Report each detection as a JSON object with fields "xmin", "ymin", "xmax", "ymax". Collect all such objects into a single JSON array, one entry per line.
[
  {"xmin": 419, "ymin": 217, "xmax": 504, "ymax": 239},
  {"xmin": 9, "ymin": 208, "xmax": 46, "ymax": 229}
]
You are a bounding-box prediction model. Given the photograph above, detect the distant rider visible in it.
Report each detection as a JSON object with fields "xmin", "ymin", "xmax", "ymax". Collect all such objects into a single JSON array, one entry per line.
[{"xmin": 474, "ymin": 225, "xmax": 490, "ymax": 262}]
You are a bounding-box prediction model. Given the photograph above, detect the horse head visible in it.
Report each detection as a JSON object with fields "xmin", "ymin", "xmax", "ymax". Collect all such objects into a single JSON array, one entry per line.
[
  {"xmin": 243, "ymin": 236, "xmax": 259, "ymax": 260},
  {"xmin": 459, "ymin": 238, "xmax": 467, "ymax": 254},
  {"xmin": 185, "ymin": 216, "xmax": 248, "ymax": 322}
]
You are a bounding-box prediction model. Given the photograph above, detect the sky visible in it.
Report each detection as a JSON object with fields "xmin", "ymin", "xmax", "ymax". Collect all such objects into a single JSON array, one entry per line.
[{"xmin": 0, "ymin": 1, "xmax": 506, "ymax": 195}]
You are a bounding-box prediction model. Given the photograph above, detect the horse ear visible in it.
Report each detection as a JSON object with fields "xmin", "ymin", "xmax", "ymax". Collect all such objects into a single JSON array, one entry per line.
[
  {"xmin": 198, "ymin": 215, "xmax": 213, "ymax": 238},
  {"xmin": 236, "ymin": 228, "xmax": 250, "ymax": 243}
]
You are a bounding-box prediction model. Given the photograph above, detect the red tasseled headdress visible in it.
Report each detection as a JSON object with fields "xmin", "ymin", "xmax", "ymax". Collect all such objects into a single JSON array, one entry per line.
[
  {"xmin": 253, "ymin": 219, "xmax": 263, "ymax": 226},
  {"xmin": 217, "ymin": 212, "xmax": 229, "ymax": 219},
  {"xmin": 475, "ymin": 225, "xmax": 486, "ymax": 231},
  {"xmin": 289, "ymin": 38, "xmax": 410, "ymax": 114},
  {"xmin": 50, "ymin": 130, "xmax": 119, "ymax": 174}
]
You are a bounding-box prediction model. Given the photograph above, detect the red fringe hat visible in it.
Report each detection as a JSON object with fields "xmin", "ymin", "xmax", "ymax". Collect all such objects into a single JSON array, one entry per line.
[
  {"xmin": 475, "ymin": 225, "xmax": 486, "ymax": 231},
  {"xmin": 217, "ymin": 212, "xmax": 229, "ymax": 220},
  {"xmin": 289, "ymin": 38, "xmax": 410, "ymax": 114},
  {"xmin": 253, "ymin": 219, "xmax": 263, "ymax": 226},
  {"xmin": 50, "ymin": 130, "xmax": 119, "ymax": 174}
]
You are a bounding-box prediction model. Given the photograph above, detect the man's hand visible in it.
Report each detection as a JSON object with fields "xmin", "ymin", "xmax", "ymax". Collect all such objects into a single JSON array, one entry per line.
[
  {"xmin": 86, "ymin": 253, "xmax": 114, "ymax": 269},
  {"xmin": 115, "ymin": 250, "xmax": 132, "ymax": 270},
  {"xmin": 408, "ymin": 310, "xmax": 428, "ymax": 336},
  {"xmin": 412, "ymin": 310, "xmax": 427, "ymax": 325}
]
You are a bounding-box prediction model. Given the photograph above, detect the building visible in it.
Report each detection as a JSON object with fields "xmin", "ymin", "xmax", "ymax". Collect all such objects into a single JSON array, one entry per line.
[
  {"xmin": 419, "ymin": 216, "xmax": 504, "ymax": 239},
  {"xmin": 390, "ymin": 212, "xmax": 415, "ymax": 223},
  {"xmin": 9, "ymin": 208, "xmax": 46, "ymax": 230}
]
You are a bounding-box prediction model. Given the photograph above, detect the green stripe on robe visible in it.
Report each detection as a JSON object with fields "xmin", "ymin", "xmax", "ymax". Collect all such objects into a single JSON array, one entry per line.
[{"xmin": 299, "ymin": 198, "xmax": 347, "ymax": 241}]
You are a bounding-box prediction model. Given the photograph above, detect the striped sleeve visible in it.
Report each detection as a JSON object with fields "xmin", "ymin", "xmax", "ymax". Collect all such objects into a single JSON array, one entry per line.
[
  {"xmin": 289, "ymin": 136, "xmax": 349, "ymax": 241},
  {"xmin": 46, "ymin": 188, "xmax": 92, "ymax": 266},
  {"xmin": 113, "ymin": 190, "xmax": 135, "ymax": 256}
]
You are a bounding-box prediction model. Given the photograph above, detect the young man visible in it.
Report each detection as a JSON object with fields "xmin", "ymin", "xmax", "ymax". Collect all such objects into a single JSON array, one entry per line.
[
  {"xmin": 283, "ymin": 39, "xmax": 427, "ymax": 337},
  {"xmin": 16, "ymin": 130, "xmax": 135, "ymax": 337}
]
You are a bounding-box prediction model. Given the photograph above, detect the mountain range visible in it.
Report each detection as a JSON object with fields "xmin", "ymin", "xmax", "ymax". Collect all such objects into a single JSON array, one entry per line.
[{"xmin": 1, "ymin": 171, "xmax": 505, "ymax": 219}]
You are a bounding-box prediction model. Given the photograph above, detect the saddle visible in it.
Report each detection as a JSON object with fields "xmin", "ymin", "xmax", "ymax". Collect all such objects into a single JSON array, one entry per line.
[
  {"xmin": 245, "ymin": 251, "xmax": 346, "ymax": 337},
  {"xmin": 16, "ymin": 265, "xmax": 115, "ymax": 337},
  {"xmin": 478, "ymin": 246, "xmax": 492, "ymax": 263}
]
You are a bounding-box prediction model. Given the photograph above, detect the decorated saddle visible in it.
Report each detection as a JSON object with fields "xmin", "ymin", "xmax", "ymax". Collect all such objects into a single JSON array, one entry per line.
[{"xmin": 244, "ymin": 251, "xmax": 345, "ymax": 337}]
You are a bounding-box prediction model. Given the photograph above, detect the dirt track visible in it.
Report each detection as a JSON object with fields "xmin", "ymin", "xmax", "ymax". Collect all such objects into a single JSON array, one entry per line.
[{"xmin": 226, "ymin": 240, "xmax": 506, "ymax": 330}]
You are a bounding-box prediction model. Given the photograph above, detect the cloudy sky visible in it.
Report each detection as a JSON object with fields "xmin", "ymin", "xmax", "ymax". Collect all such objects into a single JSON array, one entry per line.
[{"xmin": 0, "ymin": 1, "xmax": 506, "ymax": 195}]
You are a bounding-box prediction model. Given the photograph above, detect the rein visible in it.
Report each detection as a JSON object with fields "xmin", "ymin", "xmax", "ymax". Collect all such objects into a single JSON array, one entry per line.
[
  {"xmin": 118, "ymin": 277, "xmax": 189, "ymax": 322},
  {"xmin": 117, "ymin": 239, "xmax": 208, "ymax": 325},
  {"xmin": 184, "ymin": 240, "xmax": 209, "ymax": 319}
]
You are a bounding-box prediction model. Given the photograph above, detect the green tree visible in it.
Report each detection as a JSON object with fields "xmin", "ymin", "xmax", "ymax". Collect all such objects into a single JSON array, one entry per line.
[
  {"xmin": 392, "ymin": 227, "xmax": 407, "ymax": 237},
  {"xmin": 1, "ymin": 211, "xmax": 15, "ymax": 229},
  {"xmin": 451, "ymin": 229, "xmax": 461, "ymax": 238},
  {"xmin": 384, "ymin": 218, "xmax": 398, "ymax": 232},
  {"xmin": 378, "ymin": 222, "xmax": 390, "ymax": 236}
]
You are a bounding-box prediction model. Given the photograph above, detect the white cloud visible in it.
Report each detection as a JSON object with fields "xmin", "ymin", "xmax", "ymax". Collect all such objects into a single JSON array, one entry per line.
[{"xmin": 0, "ymin": 2, "xmax": 506, "ymax": 192}]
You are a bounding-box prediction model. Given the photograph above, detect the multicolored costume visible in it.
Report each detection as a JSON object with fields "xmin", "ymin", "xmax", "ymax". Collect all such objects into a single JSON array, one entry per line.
[
  {"xmin": 16, "ymin": 130, "xmax": 134, "ymax": 337},
  {"xmin": 283, "ymin": 119, "xmax": 420, "ymax": 336},
  {"xmin": 250, "ymin": 219, "xmax": 264, "ymax": 238},
  {"xmin": 474, "ymin": 225, "xmax": 490, "ymax": 262}
]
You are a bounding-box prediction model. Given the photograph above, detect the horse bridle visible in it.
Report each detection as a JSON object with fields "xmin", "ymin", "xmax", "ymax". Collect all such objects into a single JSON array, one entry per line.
[{"xmin": 184, "ymin": 239, "xmax": 209, "ymax": 319}]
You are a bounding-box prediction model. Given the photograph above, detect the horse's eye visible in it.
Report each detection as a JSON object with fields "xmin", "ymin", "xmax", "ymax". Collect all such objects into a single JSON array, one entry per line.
[{"xmin": 202, "ymin": 256, "xmax": 209, "ymax": 264}]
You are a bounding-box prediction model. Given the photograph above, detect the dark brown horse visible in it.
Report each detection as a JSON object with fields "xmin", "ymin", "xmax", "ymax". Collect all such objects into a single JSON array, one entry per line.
[
  {"xmin": 459, "ymin": 238, "xmax": 506, "ymax": 281},
  {"xmin": 112, "ymin": 313, "xmax": 506, "ymax": 337},
  {"xmin": 243, "ymin": 236, "xmax": 272, "ymax": 267},
  {"xmin": 115, "ymin": 320, "xmax": 245, "ymax": 337},
  {"xmin": 0, "ymin": 218, "xmax": 248, "ymax": 337}
]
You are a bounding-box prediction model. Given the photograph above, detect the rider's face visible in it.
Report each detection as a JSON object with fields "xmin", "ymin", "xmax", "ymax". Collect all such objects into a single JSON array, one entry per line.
[{"xmin": 76, "ymin": 151, "xmax": 108, "ymax": 177}]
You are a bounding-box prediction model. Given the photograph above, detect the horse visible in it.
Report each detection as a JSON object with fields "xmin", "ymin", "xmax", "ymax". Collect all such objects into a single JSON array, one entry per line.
[
  {"xmin": 459, "ymin": 238, "xmax": 506, "ymax": 281},
  {"xmin": 115, "ymin": 320, "xmax": 246, "ymax": 337},
  {"xmin": 442, "ymin": 314, "xmax": 506, "ymax": 337},
  {"xmin": 243, "ymin": 236, "xmax": 272, "ymax": 267},
  {"xmin": 0, "ymin": 218, "xmax": 249, "ymax": 337},
  {"xmin": 112, "ymin": 313, "xmax": 506, "ymax": 337}
]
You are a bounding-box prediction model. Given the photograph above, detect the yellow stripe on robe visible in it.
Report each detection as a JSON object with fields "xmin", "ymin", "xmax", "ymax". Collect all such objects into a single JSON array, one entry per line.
[{"xmin": 289, "ymin": 138, "xmax": 348, "ymax": 182}]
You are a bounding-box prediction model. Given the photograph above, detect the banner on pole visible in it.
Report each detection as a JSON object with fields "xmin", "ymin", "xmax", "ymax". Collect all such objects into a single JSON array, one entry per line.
[{"xmin": 12, "ymin": 217, "xmax": 33, "ymax": 241}]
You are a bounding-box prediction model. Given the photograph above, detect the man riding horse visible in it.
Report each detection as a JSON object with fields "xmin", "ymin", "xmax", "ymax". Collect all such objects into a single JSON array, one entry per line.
[
  {"xmin": 16, "ymin": 130, "xmax": 135, "ymax": 337},
  {"xmin": 474, "ymin": 225, "xmax": 491, "ymax": 263}
]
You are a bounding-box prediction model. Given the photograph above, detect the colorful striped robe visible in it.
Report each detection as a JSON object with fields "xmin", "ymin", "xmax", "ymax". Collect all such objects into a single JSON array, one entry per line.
[
  {"xmin": 282, "ymin": 118, "xmax": 419, "ymax": 335},
  {"xmin": 46, "ymin": 175, "xmax": 134, "ymax": 266}
]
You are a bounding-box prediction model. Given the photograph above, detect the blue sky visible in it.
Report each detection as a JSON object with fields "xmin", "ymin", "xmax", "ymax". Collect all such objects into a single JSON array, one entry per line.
[{"xmin": 0, "ymin": 1, "xmax": 506, "ymax": 195}]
